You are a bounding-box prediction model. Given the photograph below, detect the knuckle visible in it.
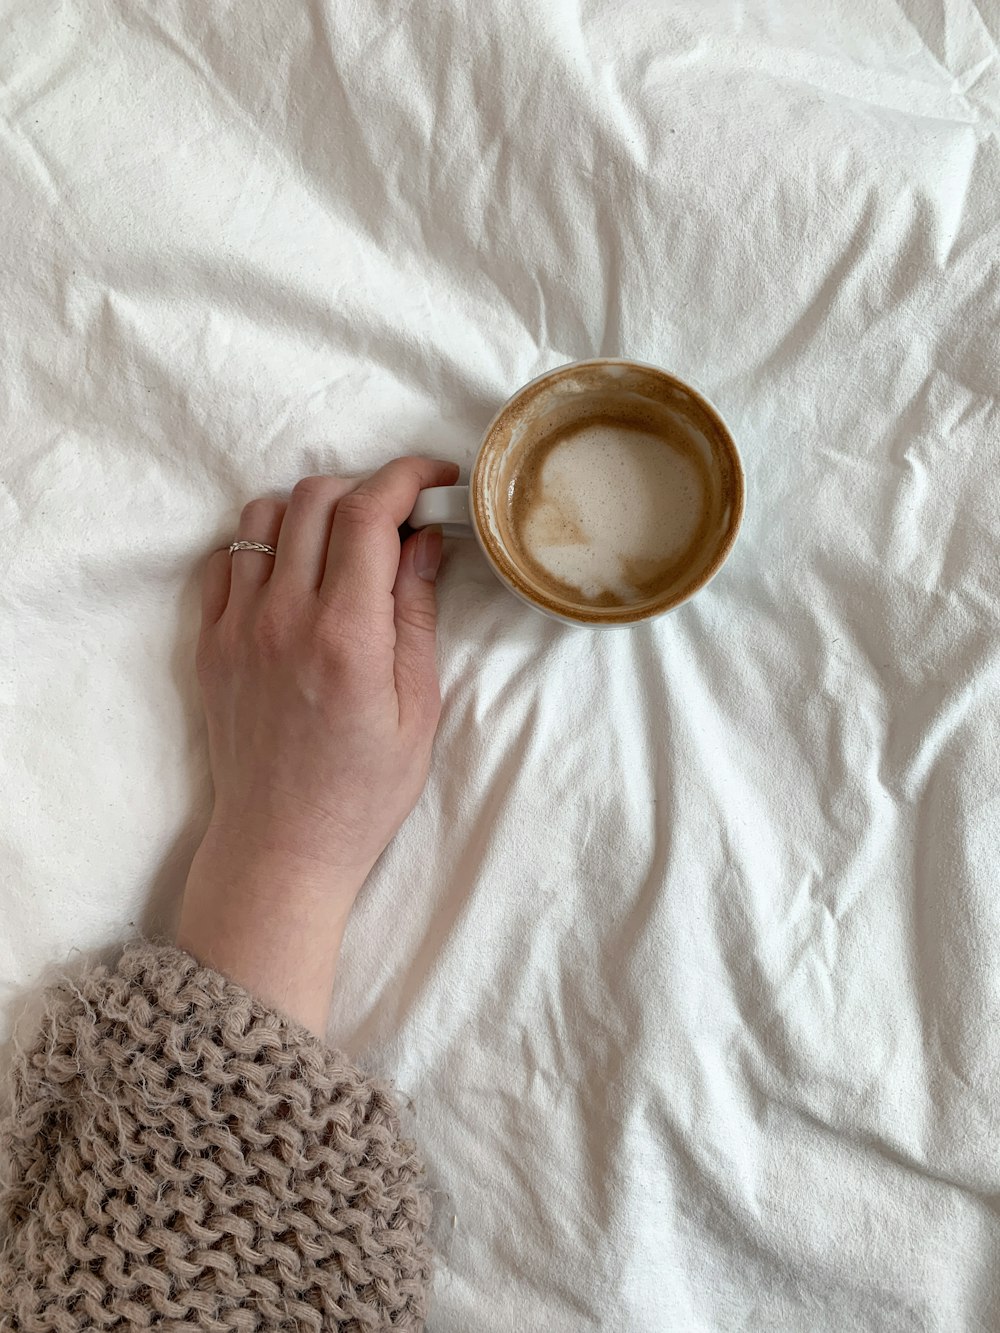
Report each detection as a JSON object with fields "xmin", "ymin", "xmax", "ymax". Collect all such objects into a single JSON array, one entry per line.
[
  {"xmin": 211, "ymin": 618, "xmax": 237, "ymax": 658},
  {"xmin": 315, "ymin": 600, "xmax": 380, "ymax": 664},
  {"xmin": 240, "ymin": 496, "xmax": 277, "ymax": 528},
  {"xmin": 251, "ymin": 606, "xmax": 289, "ymax": 656},
  {"xmin": 314, "ymin": 599, "xmax": 360, "ymax": 651},
  {"xmin": 334, "ymin": 489, "xmax": 385, "ymax": 528},
  {"xmin": 386, "ymin": 454, "xmax": 420, "ymax": 474},
  {"xmin": 194, "ymin": 633, "xmax": 221, "ymax": 679},
  {"xmin": 291, "ymin": 475, "xmax": 338, "ymax": 506},
  {"xmin": 382, "ymin": 457, "xmax": 423, "ymax": 490},
  {"xmin": 396, "ymin": 601, "xmax": 437, "ymax": 637},
  {"xmin": 197, "ymin": 618, "xmax": 243, "ymax": 679}
]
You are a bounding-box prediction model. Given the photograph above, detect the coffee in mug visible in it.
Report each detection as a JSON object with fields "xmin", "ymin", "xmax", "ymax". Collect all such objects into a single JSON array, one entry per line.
[{"xmin": 409, "ymin": 359, "xmax": 744, "ymax": 626}]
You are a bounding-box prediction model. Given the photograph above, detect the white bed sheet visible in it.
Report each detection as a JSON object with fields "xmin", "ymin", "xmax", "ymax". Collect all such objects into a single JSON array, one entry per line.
[{"xmin": 2, "ymin": 2, "xmax": 999, "ymax": 1328}]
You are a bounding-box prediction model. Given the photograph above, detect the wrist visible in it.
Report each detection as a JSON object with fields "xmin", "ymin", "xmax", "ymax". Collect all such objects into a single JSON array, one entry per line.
[
  {"xmin": 197, "ymin": 819, "xmax": 369, "ymax": 905},
  {"xmin": 204, "ymin": 806, "xmax": 378, "ymax": 889},
  {"xmin": 177, "ymin": 825, "xmax": 367, "ymax": 1035}
]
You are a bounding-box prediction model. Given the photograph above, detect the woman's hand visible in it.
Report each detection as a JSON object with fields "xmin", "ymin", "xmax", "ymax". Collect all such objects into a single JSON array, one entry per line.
[{"xmin": 178, "ymin": 457, "xmax": 459, "ymax": 1033}]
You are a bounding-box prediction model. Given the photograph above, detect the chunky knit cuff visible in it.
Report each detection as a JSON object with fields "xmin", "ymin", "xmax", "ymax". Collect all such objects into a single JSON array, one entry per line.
[{"xmin": 0, "ymin": 942, "xmax": 430, "ymax": 1331}]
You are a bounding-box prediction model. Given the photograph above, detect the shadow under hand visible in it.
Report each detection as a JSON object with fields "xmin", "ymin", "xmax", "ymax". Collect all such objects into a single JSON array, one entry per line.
[{"xmin": 139, "ymin": 553, "xmax": 215, "ymax": 943}]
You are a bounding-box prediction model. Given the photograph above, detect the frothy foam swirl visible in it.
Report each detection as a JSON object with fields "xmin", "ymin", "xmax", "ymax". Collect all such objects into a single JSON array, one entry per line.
[{"xmin": 505, "ymin": 416, "xmax": 711, "ymax": 606}]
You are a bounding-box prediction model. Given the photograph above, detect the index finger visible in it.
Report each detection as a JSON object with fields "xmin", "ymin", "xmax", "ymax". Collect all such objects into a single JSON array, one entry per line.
[{"xmin": 321, "ymin": 456, "xmax": 460, "ymax": 606}]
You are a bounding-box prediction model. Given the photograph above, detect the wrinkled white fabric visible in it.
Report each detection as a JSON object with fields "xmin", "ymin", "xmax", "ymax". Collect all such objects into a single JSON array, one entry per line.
[{"xmin": 1, "ymin": 2, "xmax": 999, "ymax": 1329}]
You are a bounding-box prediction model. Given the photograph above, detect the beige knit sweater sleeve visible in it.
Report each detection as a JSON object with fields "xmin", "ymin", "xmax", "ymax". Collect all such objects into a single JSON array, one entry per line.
[{"xmin": 0, "ymin": 942, "xmax": 431, "ymax": 1331}]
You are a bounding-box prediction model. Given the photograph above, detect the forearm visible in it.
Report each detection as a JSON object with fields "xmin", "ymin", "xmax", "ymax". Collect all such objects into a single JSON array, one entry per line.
[{"xmin": 178, "ymin": 824, "xmax": 364, "ymax": 1035}]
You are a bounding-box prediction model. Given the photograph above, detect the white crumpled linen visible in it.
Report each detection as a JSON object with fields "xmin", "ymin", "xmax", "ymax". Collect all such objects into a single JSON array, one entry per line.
[{"xmin": 2, "ymin": 2, "xmax": 999, "ymax": 1328}]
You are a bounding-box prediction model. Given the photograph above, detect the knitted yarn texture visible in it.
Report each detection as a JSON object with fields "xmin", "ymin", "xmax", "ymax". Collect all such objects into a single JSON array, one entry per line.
[{"xmin": 0, "ymin": 943, "xmax": 430, "ymax": 1330}]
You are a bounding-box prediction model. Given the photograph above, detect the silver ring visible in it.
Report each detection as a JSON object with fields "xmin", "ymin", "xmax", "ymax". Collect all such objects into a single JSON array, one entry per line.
[{"xmin": 229, "ymin": 540, "xmax": 277, "ymax": 556}]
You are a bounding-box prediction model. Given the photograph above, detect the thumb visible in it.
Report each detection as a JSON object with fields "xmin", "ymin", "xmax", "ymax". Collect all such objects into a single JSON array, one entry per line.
[{"xmin": 392, "ymin": 527, "xmax": 444, "ymax": 725}]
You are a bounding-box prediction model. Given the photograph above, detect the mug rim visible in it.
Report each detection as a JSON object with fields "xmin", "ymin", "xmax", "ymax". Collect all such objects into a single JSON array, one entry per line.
[{"xmin": 470, "ymin": 358, "xmax": 746, "ymax": 626}]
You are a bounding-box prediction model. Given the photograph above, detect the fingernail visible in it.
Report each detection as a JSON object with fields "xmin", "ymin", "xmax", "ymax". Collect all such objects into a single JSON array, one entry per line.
[{"xmin": 415, "ymin": 527, "xmax": 443, "ymax": 582}]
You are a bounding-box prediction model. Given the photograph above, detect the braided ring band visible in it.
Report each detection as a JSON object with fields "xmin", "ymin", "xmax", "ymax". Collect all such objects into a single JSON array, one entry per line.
[{"xmin": 229, "ymin": 540, "xmax": 278, "ymax": 557}]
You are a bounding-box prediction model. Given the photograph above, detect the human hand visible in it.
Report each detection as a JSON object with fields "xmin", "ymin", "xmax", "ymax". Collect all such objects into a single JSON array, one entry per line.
[{"xmin": 178, "ymin": 457, "xmax": 459, "ymax": 1032}]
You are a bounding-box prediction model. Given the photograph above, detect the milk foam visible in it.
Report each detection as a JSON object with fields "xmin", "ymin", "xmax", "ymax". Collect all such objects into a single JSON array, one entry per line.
[{"xmin": 516, "ymin": 423, "xmax": 705, "ymax": 602}]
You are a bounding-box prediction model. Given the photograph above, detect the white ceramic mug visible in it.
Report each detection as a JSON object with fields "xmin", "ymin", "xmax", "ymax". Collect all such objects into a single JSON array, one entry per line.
[{"xmin": 409, "ymin": 358, "xmax": 744, "ymax": 626}]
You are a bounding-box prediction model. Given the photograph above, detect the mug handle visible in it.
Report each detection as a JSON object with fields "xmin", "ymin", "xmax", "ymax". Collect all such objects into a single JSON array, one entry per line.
[{"xmin": 408, "ymin": 485, "xmax": 473, "ymax": 535}]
